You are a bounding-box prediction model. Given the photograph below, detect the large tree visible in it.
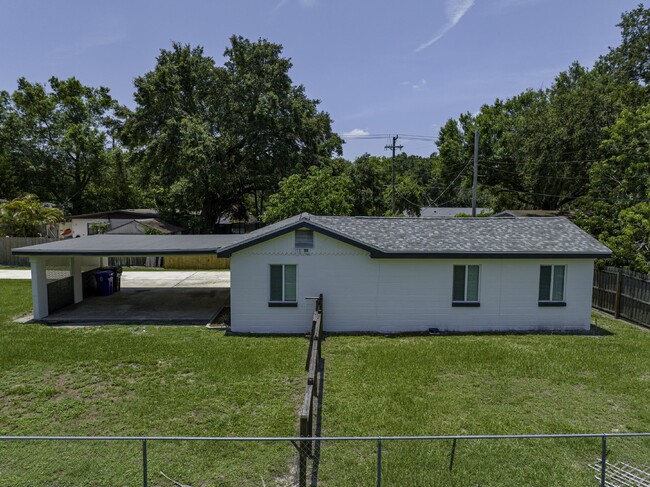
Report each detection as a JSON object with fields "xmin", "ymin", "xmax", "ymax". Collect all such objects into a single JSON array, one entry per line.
[
  {"xmin": 122, "ymin": 38, "xmax": 342, "ymax": 232},
  {"xmin": 263, "ymin": 165, "xmax": 353, "ymax": 223},
  {"xmin": 2, "ymin": 77, "xmax": 121, "ymax": 214}
]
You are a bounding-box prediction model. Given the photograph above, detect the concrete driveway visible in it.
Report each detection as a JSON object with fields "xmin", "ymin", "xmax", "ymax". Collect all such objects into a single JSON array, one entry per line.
[
  {"xmin": 10, "ymin": 270, "xmax": 232, "ymax": 325},
  {"xmin": 0, "ymin": 269, "xmax": 231, "ymax": 288}
]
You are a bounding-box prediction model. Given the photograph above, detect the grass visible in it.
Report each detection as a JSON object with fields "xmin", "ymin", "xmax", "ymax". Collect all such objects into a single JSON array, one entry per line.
[
  {"xmin": 320, "ymin": 315, "xmax": 650, "ymax": 485},
  {"xmin": 0, "ymin": 280, "xmax": 305, "ymax": 486},
  {"xmin": 1, "ymin": 279, "xmax": 650, "ymax": 485}
]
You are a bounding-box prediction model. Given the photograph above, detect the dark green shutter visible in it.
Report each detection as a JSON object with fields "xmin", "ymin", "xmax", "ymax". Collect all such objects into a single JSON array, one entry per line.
[
  {"xmin": 539, "ymin": 266, "xmax": 552, "ymax": 301},
  {"xmin": 453, "ymin": 266, "xmax": 466, "ymax": 301},
  {"xmin": 270, "ymin": 265, "xmax": 283, "ymax": 301}
]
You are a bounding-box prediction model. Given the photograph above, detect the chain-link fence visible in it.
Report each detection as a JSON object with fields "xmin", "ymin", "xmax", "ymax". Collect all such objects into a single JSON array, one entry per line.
[{"xmin": 1, "ymin": 433, "xmax": 649, "ymax": 486}]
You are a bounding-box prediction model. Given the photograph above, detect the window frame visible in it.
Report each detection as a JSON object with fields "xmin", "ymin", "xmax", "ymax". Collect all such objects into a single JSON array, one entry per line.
[
  {"xmin": 538, "ymin": 264, "xmax": 567, "ymax": 307},
  {"xmin": 268, "ymin": 264, "xmax": 298, "ymax": 307},
  {"xmin": 295, "ymin": 229, "xmax": 314, "ymax": 249},
  {"xmin": 452, "ymin": 264, "xmax": 481, "ymax": 307}
]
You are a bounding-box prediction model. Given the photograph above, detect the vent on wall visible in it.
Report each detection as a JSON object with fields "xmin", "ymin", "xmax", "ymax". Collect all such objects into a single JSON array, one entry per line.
[{"xmin": 295, "ymin": 230, "xmax": 314, "ymax": 250}]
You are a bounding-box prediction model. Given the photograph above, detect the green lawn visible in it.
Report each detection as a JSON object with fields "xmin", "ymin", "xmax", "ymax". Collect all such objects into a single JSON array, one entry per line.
[
  {"xmin": 1, "ymin": 279, "xmax": 650, "ymax": 486},
  {"xmin": 0, "ymin": 280, "xmax": 305, "ymax": 486},
  {"xmin": 320, "ymin": 315, "xmax": 650, "ymax": 485}
]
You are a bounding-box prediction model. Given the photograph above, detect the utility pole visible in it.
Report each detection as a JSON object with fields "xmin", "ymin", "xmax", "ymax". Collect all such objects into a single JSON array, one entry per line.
[
  {"xmin": 385, "ymin": 135, "xmax": 404, "ymax": 215},
  {"xmin": 471, "ymin": 129, "xmax": 479, "ymax": 217}
]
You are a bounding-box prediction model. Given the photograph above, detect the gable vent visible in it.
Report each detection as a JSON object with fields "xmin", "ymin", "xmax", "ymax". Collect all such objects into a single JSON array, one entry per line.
[{"xmin": 295, "ymin": 229, "xmax": 314, "ymax": 249}]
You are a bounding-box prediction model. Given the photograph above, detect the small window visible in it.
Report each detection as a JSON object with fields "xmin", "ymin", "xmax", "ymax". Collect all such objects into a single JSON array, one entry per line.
[
  {"xmin": 295, "ymin": 230, "xmax": 314, "ymax": 249},
  {"xmin": 539, "ymin": 265, "xmax": 566, "ymax": 305},
  {"xmin": 269, "ymin": 264, "xmax": 297, "ymax": 306},
  {"xmin": 452, "ymin": 265, "xmax": 480, "ymax": 306}
]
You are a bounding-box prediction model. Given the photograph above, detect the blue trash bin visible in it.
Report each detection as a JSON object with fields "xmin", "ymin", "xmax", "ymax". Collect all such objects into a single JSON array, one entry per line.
[{"xmin": 93, "ymin": 270, "xmax": 114, "ymax": 296}]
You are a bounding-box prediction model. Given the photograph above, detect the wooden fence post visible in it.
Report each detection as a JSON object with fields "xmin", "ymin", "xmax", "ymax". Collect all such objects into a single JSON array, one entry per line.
[{"xmin": 614, "ymin": 268, "xmax": 623, "ymax": 319}]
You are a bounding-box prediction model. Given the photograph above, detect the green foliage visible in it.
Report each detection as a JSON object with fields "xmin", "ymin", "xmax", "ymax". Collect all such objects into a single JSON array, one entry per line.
[
  {"xmin": 1, "ymin": 77, "xmax": 122, "ymax": 214},
  {"xmin": 88, "ymin": 222, "xmax": 109, "ymax": 235},
  {"xmin": 121, "ymin": 38, "xmax": 342, "ymax": 232},
  {"xmin": 0, "ymin": 194, "xmax": 64, "ymax": 237},
  {"xmin": 263, "ymin": 166, "xmax": 353, "ymax": 223}
]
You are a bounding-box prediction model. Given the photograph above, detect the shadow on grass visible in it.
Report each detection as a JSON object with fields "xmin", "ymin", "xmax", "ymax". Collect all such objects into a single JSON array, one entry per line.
[{"xmin": 325, "ymin": 324, "xmax": 614, "ymax": 338}]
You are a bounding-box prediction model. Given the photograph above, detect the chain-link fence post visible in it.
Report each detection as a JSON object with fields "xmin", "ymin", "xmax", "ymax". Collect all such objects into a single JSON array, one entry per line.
[
  {"xmin": 600, "ymin": 436, "xmax": 606, "ymax": 487},
  {"xmin": 376, "ymin": 438, "xmax": 382, "ymax": 487},
  {"xmin": 142, "ymin": 439, "xmax": 148, "ymax": 487}
]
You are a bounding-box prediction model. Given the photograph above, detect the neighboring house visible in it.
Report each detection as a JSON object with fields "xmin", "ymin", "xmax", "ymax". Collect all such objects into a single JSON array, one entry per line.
[
  {"xmin": 419, "ymin": 207, "xmax": 492, "ymax": 217},
  {"xmin": 106, "ymin": 219, "xmax": 183, "ymax": 235},
  {"xmin": 215, "ymin": 215, "xmax": 263, "ymax": 234},
  {"xmin": 218, "ymin": 214, "xmax": 610, "ymax": 334},
  {"xmin": 492, "ymin": 209, "xmax": 576, "ymax": 219},
  {"xmin": 59, "ymin": 209, "xmax": 169, "ymax": 238},
  {"xmin": 15, "ymin": 213, "xmax": 611, "ymax": 333}
]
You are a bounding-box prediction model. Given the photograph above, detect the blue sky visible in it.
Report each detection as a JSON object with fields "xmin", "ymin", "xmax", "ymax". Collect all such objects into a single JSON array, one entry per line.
[{"xmin": 0, "ymin": 0, "xmax": 640, "ymax": 159}]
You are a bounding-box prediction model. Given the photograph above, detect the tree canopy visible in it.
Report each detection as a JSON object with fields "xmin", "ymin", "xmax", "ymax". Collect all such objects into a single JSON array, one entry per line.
[{"xmin": 121, "ymin": 38, "xmax": 342, "ymax": 232}]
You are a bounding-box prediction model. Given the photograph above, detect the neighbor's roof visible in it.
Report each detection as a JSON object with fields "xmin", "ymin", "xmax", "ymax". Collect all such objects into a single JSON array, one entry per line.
[
  {"xmin": 217, "ymin": 213, "xmax": 611, "ymax": 259},
  {"xmin": 12, "ymin": 234, "xmax": 245, "ymax": 256},
  {"xmin": 105, "ymin": 219, "xmax": 184, "ymax": 235},
  {"xmin": 64, "ymin": 209, "xmax": 159, "ymax": 221},
  {"xmin": 492, "ymin": 209, "xmax": 576, "ymax": 219},
  {"xmin": 419, "ymin": 207, "xmax": 492, "ymax": 217}
]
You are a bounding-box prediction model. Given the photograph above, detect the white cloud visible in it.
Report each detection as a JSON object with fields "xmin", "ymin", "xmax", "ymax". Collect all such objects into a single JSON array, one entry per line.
[
  {"xmin": 342, "ymin": 128, "xmax": 370, "ymax": 137},
  {"xmin": 402, "ymin": 79, "xmax": 427, "ymax": 89},
  {"xmin": 273, "ymin": 0, "xmax": 316, "ymax": 11},
  {"xmin": 415, "ymin": 0, "xmax": 475, "ymax": 52}
]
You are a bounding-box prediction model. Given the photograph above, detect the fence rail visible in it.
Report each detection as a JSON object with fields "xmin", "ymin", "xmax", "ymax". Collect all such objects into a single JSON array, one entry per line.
[
  {"xmin": 299, "ymin": 294, "xmax": 324, "ymax": 487},
  {"xmin": 593, "ymin": 266, "xmax": 650, "ymax": 328},
  {"xmin": 1, "ymin": 432, "xmax": 649, "ymax": 487},
  {"xmin": 0, "ymin": 237, "xmax": 55, "ymax": 266}
]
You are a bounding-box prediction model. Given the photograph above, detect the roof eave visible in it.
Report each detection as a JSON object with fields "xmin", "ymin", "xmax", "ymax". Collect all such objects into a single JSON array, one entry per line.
[{"xmin": 369, "ymin": 251, "xmax": 612, "ymax": 259}]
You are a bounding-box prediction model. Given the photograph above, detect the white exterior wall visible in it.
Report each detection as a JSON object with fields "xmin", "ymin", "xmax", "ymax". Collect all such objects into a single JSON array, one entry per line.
[{"xmin": 230, "ymin": 231, "xmax": 595, "ymax": 334}]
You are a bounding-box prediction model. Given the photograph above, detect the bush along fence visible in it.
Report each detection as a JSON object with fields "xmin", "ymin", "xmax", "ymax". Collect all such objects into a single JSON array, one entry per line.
[
  {"xmin": 593, "ymin": 266, "xmax": 650, "ymax": 329},
  {"xmin": 298, "ymin": 294, "xmax": 323, "ymax": 487},
  {"xmin": 1, "ymin": 432, "xmax": 649, "ymax": 486}
]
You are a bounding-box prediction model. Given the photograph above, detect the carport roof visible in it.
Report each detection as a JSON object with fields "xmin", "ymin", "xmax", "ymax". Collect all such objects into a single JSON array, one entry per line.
[{"xmin": 12, "ymin": 234, "xmax": 245, "ymax": 256}]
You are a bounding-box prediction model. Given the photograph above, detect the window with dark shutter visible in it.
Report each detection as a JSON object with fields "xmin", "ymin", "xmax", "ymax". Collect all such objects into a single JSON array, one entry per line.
[
  {"xmin": 452, "ymin": 265, "xmax": 480, "ymax": 305},
  {"xmin": 269, "ymin": 264, "xmax": 297, "ymax": 305},
  {"xmin": 539, "ymin": 265, "xmax": 566, "ymax": 305}
]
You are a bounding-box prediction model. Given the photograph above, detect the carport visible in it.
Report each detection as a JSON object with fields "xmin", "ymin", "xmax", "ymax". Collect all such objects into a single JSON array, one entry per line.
[{"xmin": 12, "ymin": 235, "xmax": 242, "ymax": 323}]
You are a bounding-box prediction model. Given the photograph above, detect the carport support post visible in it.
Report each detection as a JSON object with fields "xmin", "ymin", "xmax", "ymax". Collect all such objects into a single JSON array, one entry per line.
[
  {"xmin": 71, "ymin": 257, "xmax": 83, "ymax": 304},
  {"xmin": 30, "ymin": 258, "xmax": 48, "ymax": 319}
]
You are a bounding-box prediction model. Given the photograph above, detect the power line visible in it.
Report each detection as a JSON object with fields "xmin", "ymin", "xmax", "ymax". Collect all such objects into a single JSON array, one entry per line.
[
  {"xmin": 480, "ymin": 167, "xmax": 592, "ymax": 181},
  {"xmin": 497, "ymin": 188, "xmax": 650, "ymax": 204},
  {"xmin": 432, "ymin": 161, "xmax": 472, "ymax": 206}
]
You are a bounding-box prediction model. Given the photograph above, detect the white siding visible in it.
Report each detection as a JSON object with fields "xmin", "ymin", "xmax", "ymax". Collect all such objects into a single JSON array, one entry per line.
[{"xmin": 230, "ymin": 231, "xmax": 595, "ymax": 334}]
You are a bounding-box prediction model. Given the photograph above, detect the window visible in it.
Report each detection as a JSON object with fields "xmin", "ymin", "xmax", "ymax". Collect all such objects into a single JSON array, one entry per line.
[
  {"xmin": 269, "ymin": 264, "xmax": 297, "ymax": 306},
  {"xmin": 452, "ymin": 265, "xmax": 480, "ymax": 306},
  {"xmin": 295, "ymin": 230, "xmax": 314, "ymax": 249},
  {"xmin": 539, "ymin": 265, "xmax": 566, "ymax": 305}
]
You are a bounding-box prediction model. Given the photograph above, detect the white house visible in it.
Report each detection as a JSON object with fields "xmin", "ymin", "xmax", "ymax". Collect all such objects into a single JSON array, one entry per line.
[
  {"xmin": 14, "ymin": 213, "xmax": 610, "ymax": 333},
  {"xmin": 217, "ymin": 214, "xmax": 611, "ymax": 334},
  {"xmin": 58, "ymin": 209, "xmax": 165, "ymax": 238}
]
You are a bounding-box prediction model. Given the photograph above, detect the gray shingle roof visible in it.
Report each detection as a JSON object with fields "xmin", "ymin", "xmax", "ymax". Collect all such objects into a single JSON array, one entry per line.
[
  {"xmin": 218, "ymin": 213, "xmax": 611, "ymax": 258},
  {"xmin": 13, "ymin": 234, "xmax": 245, "ymax": 256}
]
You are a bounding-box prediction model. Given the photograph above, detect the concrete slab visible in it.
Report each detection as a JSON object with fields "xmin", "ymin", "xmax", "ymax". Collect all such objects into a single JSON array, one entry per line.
[
  {"xmin": 43, "ymin": 287, "xmax": 229, "ymax": 325},
  {"xmin": 0, "ymin": 270, "xmax": 31, "ymax": 279},
  {"xmin": 4, "ymin": 269, "xmax": 231, "ymax": 325}
]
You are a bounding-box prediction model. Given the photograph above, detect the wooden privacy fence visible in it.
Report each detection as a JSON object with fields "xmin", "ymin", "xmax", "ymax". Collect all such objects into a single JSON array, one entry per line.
[
  {"xmin": 593, "ymin": 266, "xmax": 650, "ymax": 329},
  {"xmin": 0, "ymin": 237, "xmax": 55, "ymax": 266},
  {"xmin": 298, "ymin": 294, "xmax": 323, "ymax": 487}
]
